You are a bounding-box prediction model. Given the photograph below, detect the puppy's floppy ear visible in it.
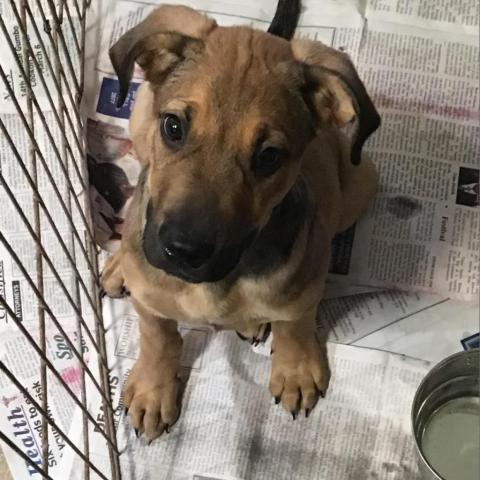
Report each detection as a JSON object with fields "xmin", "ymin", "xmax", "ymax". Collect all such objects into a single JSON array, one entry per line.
[
  {"xmin": 291, "ymin": 39, "xmax": 380, "ymax": 165},
  {"xmin": 109, "ymin": 5, "xmax": 216, "ymax": 107}
]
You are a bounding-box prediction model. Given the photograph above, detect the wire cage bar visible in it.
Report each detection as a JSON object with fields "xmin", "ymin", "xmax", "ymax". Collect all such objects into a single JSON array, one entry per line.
[{"xmin": 0, "ymin": 1, "xmax": 121, "ymax": 478}]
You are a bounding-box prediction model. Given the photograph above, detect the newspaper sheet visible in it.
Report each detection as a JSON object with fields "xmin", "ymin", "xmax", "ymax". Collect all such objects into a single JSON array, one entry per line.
[
  {"xmin": 0, "ymin": 0, "xmax": 478, "ymax": 478},
  {"xmin": 71, "ymin": 299, "xmax": 431, "ymax": 480},
  {"xmin": 0, "ymin": 356, "xmax": 84, "ymax": 480},
  {"xmin": 354, "ymin": 295, "xmax": 480, "ymax": 361}
]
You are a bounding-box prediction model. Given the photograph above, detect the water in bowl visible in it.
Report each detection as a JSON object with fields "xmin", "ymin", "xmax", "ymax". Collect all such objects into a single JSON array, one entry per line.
[{"xmin": 422, "ymin": 396, "xmax": 479, "ymax": 480}]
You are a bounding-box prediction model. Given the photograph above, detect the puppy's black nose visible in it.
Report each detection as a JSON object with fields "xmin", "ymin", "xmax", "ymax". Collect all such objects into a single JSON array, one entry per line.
[{"xmin": 163, "ymin": 237, "xmax": 215, "ymax": 269}]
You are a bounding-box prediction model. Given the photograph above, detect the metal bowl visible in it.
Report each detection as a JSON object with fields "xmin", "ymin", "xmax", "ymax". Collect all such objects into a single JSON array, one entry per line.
[{"xmin": 411, "ymin": 349, "xmax": 479, "ymax": 480}]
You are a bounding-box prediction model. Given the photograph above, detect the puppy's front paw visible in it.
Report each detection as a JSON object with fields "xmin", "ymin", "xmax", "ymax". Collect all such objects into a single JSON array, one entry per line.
[
  {"xmin": 100, "ymin": 251, "xmax": 128, "ymax": 298},
  {"xmin": 124, "ymin": 359, "xmax": 180, "ymax": 442},
  {"xmin": 269, "ymin": 339, "xmax": 330, "ymax": 418}
]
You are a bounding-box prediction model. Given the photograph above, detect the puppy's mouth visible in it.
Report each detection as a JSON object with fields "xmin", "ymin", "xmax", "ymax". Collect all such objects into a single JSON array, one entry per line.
[{"xmin": 142, "ymin": 214, "xmax": 256, "ymax": 283}]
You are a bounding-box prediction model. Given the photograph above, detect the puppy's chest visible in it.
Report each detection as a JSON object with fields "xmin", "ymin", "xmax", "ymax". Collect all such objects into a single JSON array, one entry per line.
[{"xmin": 138, "ymin": 276, "xmax": 288, "ymax": 328}]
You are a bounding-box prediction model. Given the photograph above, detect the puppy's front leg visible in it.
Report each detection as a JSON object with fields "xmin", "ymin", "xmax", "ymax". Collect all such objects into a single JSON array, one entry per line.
[
  {"xmin": 124, "ymin": 299, "xmax": 182, "ymax": 442},
  {"xmin": 269, "ymin": 309, "xmax": 330, "ymax": 418}
]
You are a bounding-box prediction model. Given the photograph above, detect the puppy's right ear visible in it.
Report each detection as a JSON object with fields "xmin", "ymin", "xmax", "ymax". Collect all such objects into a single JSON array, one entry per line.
[
  {"xmin": 292, "ymin": 39, "xmax": 380, "ymax": 165},
  {"xmin": 109, "ymin": 5, "xmax": 216, "ymax": 107}
]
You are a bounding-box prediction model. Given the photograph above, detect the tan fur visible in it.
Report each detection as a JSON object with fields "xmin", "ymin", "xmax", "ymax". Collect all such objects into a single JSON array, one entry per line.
[{"xmin": 102, "ymin": 5, "xmax": 379, "ymax": 441}]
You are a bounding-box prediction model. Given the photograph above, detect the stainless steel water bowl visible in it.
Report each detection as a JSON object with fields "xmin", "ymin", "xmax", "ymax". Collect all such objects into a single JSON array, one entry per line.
[{"xmin": 411, "ymin": 349, "xmax": 479, "ymax": 480}]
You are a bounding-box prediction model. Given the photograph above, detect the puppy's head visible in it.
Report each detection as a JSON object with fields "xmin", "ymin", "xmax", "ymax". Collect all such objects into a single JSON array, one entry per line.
[{"xmin": 110, "ymin": 5, "xmax": 380, "ymax": 283}]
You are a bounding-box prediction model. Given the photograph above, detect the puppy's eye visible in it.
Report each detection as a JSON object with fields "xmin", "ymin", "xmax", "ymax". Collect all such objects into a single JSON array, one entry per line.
[
  {"xmin": 252, "ymin": 147, "xmax": 283, "ymax": 177},
  {"xmin": 161, "ymin": 113, "xmax": 185, "ymax": 146}
]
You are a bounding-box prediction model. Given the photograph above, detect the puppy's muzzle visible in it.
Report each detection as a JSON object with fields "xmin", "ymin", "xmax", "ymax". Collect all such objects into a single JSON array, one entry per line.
[{"xmin": 143, "ymin": 203, "xmax": 255, "ymax": 283}]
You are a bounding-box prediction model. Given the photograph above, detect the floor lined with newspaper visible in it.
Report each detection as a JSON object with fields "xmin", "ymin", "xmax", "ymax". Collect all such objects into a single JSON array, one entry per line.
[{"xmin": 0, "ymin": 0, "xmax": 478, "ymax": 478}]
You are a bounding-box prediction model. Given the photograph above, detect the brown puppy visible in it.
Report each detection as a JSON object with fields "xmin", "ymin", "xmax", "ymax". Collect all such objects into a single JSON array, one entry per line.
[{"xmin": 101, "ymin": 4, "xmax": 380, "ymax": 441}]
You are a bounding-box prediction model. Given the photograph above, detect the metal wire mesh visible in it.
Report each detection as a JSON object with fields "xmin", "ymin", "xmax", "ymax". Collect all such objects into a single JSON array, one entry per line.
[{"xmin": 0, "ymin": 0, "xmax": 121, "ymax": 478}]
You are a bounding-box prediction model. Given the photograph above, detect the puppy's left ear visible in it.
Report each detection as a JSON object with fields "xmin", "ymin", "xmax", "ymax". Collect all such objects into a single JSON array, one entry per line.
[
  {"xmin": 109, "ymin": 5, "xmax": 216, "ymax": 107},
  {"xmin": 291, "ymin": 39, "xmax": 380, "ymax": 165}
]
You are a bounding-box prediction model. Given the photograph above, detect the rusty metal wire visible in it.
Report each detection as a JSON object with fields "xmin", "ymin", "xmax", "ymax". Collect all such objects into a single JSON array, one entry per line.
[{"xmin": 0, "ymin": 0, "xmax": 121, "ymax": 479}]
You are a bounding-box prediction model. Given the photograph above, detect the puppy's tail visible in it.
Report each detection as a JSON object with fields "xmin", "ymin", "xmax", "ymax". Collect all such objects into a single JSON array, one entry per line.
[{"xmin": 268, "ymin": 0, "xmax": 301, "ymax": 40}]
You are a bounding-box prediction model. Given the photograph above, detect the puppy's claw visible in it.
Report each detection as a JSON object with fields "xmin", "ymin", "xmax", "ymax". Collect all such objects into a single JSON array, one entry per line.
[
  {"xmin": 99, "ymin": 287, "xmax": 106, "ymax": 298},
  {"xmin": 305, "ymin": 408, "xmax": 310, "ymax": 418},
  {"xmin": 236, "ymin": 324, "xmax": 271, "ymax": 345},
  {"xmin": 274, "ymin": 396, "xmax": 280, "ymax": 405},
  {"xmin": 292, "ymin": 411, "xmax": 297, "ymax": 421},
  {"xmin": 315, "ymin": 386, "xmax": 326, "ymax": 399},
  {"xmin": 134, "ymin": 428, "xmax": 139, "ymax": 438},
  {"xmin": 147, "ymin": 439, "xmax": 153, "ymax": 446},
  {"xmin": 124, "ymin": 407, "xmax": 129, "ymax": 416},
  {"xmin": 165, "ymin": 425, "xmax": 170, "ymax": 434},
  {"xmin": 261, "ymin": 323, "xmax": 272, "ymax": 342},
  {"xmin": 236, "ymin": 331, "xmax": 248, "ymax": 341},
  {"xmin": 120, "ymin": 286, "xmax": 131, "ymax": 296}
]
